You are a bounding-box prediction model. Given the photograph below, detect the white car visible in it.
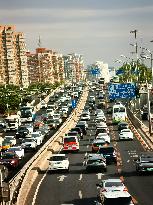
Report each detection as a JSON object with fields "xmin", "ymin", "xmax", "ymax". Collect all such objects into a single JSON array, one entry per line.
[
  {"xmin": 7, "ymin": 146, "xmax": 24, "ymax": 159},
  {"xmin": 95, "ymin": 109, "xmax": 104, "ymax": 116},
  {"xmin": 119, "ymin": 129, "xmax": 133, "ymax": 140},
  {"xmin": 96, "ymin": 133, "xmax": 110, "ymax": 144},
  {"xmin": 81, "ymin": 113, "xmax": 90, "ymax": 121},
  {"xmin": 53, "ymin": 113, "xmax": 62, "ymax": 124},
  {"xmin": 21, "ymin": 138, "xmax": 37, "ymax": 151},
  {"xmin": 4, "ymin": 136, "xmax": 16, "ymax": 146},
  {"xmin": 24, "ymin": 124, "xmax": 34, "ymax": 134},
  {"xmin": 29, "ymin": 132, "xmax": 44, "ymax": 146},
  {"xmin": 48, "ymin": 154, "xmax": 69, "ymax": 172}
]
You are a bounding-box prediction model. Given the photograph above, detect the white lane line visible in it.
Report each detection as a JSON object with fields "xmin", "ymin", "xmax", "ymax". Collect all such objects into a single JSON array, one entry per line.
[
  {"xmin": 79, "ymin": 190, "xmax": 83, "ymax": 199},
  {"xmin": 86, "ymin": 145, "xmax": 89, "ymax": 148},
  {"xmin": 32, "ymin": 171, "xmax": 47, "ymax": 205},
  {"xmin": 83, "ymin": 161, "xmax": 85, "ymax": 166},
  {"xmin": 85, "ymin": 152, "xmax": 88, "ymax": 156},
  {"xmin": 79, "ymin": 174, "xmax": 83, "ymax": 181},
  {"xmin": 127, "ymin": 160, "xmax": 130, "ymax": 163}
]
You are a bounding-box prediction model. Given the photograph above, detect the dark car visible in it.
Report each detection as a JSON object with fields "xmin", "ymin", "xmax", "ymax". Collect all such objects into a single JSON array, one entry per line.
[
  {"xmin": 76, "ymin": 123, "xmax": 87, "ymax": 135},
  {"xmin": 98, "ymin": 145, "xmax": 117, "ymax": 164},
  {"xmin": 0, "ymin": 152, "xmax": 20, "ymax": 168},
  {"xmin": 106, "ymin": 107, "xmax": 113, "ymax": 114},
  {"xmin": 16, "ymin": 126, "xmax": 29, "ymax": 139},
  {"xmin": 118, "ymin": 122, "xmax": 129, "ymax": 131},
  {"xmin": 135, "ymin": 152, "xmax": 153, "ymax": 173},
  {"xmin": 70, "ymin": 127, "xmax": 83, "ymax": 139}
]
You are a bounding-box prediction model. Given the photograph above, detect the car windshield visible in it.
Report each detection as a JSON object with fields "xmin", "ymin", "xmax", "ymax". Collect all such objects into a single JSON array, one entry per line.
[
  {"xmin": 87, "ymin": 159, "xmax": 102, "ymax": 164},
  {"xmin": 50, "ymin": 156, "xmax": 66, "ymax": 161},
  {"xmin": 99, "ymin": 147, "xmax": 114, "ymax": 154},
  {"xmin": 9, "ymin": 147, "xmax": 21, "ymax": 151},
  {"xmin": 64, "ymin": 137, "xmax": 76, "ymax": 143},
  {"xmin": 105, "ymin": 182, "xmax": 123, "ymax": 187},
  {"xmin": 141, "ymin": 156, "xmax": 153, "ymax": 163},
  {"xmin": 22, "ymin": 139, "xmax": 34, "ymax": 143},
  {"xmin": 1, "ymin": 154, "xmax": 15, "ymax": 159}
]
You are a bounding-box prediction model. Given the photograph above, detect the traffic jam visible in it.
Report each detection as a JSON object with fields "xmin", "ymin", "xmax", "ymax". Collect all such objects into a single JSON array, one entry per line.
[
  {"xmin": 34, "ymin": 80, "xmax": 153, "ymax": 205},
  {"xmin": 0, "ymin": 83, "xmax": 83, "ymax": 179}
]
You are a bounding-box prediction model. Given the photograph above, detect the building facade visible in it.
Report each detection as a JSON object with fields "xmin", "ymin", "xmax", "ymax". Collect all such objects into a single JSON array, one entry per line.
[
  {"xmin": 63, "ymin": 53, "xmax": 84, "ymax": 82},
  {"xmin": 27, "ymin": 48, "xmax": 65, "ymax": 84},
  {"xmin": 0, "ymin": 25, "xmax": 29, "ymax": 87}
]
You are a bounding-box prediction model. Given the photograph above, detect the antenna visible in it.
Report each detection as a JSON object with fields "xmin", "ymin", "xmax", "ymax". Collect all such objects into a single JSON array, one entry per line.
[{"xmin": 38, "ymin": 35, "xmax": 42, "ymax": 48}]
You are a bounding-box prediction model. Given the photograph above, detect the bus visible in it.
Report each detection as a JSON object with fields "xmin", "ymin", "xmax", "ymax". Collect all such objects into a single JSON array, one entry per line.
[
  {"xmin": 112, "ymin": 104, "xmax": 127, "ymax": 124},
  {"xmin": 19, "ymin": 106, "xmax": 36, "ymax": 122}
]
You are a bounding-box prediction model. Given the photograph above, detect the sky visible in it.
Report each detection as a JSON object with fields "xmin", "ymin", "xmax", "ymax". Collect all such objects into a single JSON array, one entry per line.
[{"xmin": 1, "ymin": 0, "xmax": 153, "ymax": 67}]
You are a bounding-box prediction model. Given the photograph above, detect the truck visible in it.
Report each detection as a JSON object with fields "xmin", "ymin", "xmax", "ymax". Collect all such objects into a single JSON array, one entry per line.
[{"xmin": 5, "ymin": 115, "xmax": 21, "ymax": 131}]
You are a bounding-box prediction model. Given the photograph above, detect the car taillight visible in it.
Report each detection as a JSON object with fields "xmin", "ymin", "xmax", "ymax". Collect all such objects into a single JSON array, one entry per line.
[{"xmin": 123, "ymin": 187, "xmax": 128, "ymax": 192}]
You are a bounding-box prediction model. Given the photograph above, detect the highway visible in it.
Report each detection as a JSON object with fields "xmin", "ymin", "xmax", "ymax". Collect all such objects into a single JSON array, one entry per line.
[{"xmin": 24, "ymin": 90, "xmax": 153, "ymax": 205}]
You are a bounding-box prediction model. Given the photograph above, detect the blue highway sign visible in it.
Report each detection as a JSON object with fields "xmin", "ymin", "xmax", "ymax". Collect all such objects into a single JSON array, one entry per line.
[
  {"xmin": 71, "ymin": 99, "xmax": 76, "ymax": 108},
  {"xmin": 90, "ymin": 67, "xmax": 101, "ymax": 75},
  {"xmin": 108, "ymin": 83, "xmax": 136, "ymax": 100}
]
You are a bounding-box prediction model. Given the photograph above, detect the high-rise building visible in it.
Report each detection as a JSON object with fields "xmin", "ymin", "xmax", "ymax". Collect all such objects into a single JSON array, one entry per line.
[
  {"xmin": 0, "ymin": 25, "xmax": 29, "ymax": 87},
  {"xmin": 27, "ymin": 48, "xmax": 65, "ymax": 84},
  {"xmin": 63, "ymin": 53, "xmax": 84, "ymax": 82}
]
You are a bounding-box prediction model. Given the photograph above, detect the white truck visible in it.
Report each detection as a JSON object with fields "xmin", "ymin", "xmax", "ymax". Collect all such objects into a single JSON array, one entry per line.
[{"xmin": 5, "ymin": 115, "xmax": 21, "ymax": 131}]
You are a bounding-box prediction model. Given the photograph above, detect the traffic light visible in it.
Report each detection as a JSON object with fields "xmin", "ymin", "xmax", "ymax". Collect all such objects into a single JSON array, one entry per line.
[{"xmin": 135, "ymin": 87, "xmax": 140, "ymax": 98}]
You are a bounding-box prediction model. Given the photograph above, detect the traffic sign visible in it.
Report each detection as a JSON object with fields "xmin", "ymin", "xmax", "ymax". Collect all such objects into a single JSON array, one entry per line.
[
  {"xmin": 90, "ymin": 67, "xmax": 101, "ymax": 75},
  {"xmin": 71, "ymin": 99, "xmax": 76, "ymax": 108},
  {"xmin": 108, "ymin": 83, "xmax": 136, "ymax": 100}
]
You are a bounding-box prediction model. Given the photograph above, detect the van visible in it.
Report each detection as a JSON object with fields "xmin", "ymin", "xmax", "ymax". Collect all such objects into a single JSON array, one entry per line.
[{"xmin": 63, "ymin": 136, "xmax": 79, "ymax": 152}]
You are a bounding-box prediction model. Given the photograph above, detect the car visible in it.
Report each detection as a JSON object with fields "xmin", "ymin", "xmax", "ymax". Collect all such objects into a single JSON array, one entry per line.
[
  {"xmin": 29, "ymin": 132, "xmax": 44, "ymax": 146},
  {"xmin": 80, "ymin": 113, "xmax": 90, "ymax": 121},
  {"xmin": 96, "ymin": 178, "xmax": 127, "ymax": 192},
  {"xmin": 48, "ymin": 154, "xmax": 69, "ymax": 172},
  {"xmin": 16, "ymin": 126, "xmax": 29, "ymax": 139},
  {"xmin": 89, "ymin": 96, "xmax": 95, "ymax": 103},
  {"xmin": 7, "ymin": 146, "xmax": 24, "ymax": 159},
  {"xmin": 66, "ymin": 131, "xmax": 80, "ymax": 140},
  {"xmin": 96, "ymin": 191, "xmax": 133, "ymax": 205},
  {"xmin": 78, "ymin": 121, "xmax": 88, "ymax": 129},
  {"xmin": 85, "ymin": 153, "xmax": 107, "ymax": 172},
  {"xmin": 96, "ymin": 133, "xmax": 110, "ymax": 144},
  {"xmin": 135, "ymin": 152, "xmax": 153, "ymax": 173},
  {"xmin": 0, "ymin": 140, "xmax": 12, "ymax": 152},
  {"xmin": 70, "ymin": 127, "xmax": 83, "ymax": 139},
  {"xmin": 98, "ymin": 145, "xmax": 117, "ymax": 164},
  {"xmin": 4, "ymin": 136, "xmax": 16, "ymax": 146},
  {"xmin": 106, "ymin": 107, "xmax": 113, "ymax": 114},
  {"xmin": 118, "ymin": 122, "xmax": 129, "ymax": 131},
  {"xmin": 92, "ymin": 139, "xmax": 108, "ymax": 153},
  {"xmin": 53, "ymin": 113, "xmax": 62, "ymax": 124},
  {"xmin": 45, "ymin": 119, "xmax": 59, "ymax": 129},
  {"xmin": 0, "ymin": 152, "xmax": 20, "ymax": 168},
  {"xmin": 21, "ymin": 138, "xmax": 37, "ymax": 151},
  {"xmin": 76, "ymin": 123, "xmax": 87, "ymax": 135},
  {"xmin": 96, "ymin": 127, "xmax": 109, "ymax": 136},
  {"xmin": 119, "ymin": 129, "xmax": 133, "ymax": 140},
  {"xmin": 63, "ymin": 135, "xmax": 80, "ymax": 152},
  {"xmin": 95, "ymin": 109, "xmax": 104, "ymax": 116}
]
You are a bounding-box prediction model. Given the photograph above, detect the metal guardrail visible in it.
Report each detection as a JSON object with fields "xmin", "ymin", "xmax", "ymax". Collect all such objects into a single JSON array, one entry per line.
[{"xmin": 7, "ymin": 86, "xmax": 88, "ymax": 205}]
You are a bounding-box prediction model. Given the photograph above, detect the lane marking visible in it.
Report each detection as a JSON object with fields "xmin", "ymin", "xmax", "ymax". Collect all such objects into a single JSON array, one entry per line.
[
  {"xmin": 127, "ymin": 160, "xmax": 130, "ymax": 163},
  {"xmin": 86, "ymin": 145, "xmax": 89, "ymax": 148},
  {"xmin": 83, "ymin": 161, "xmax": 85, "ymax": 166},
  {"xmin": 32, "ymin": 170, "xmax": 47, "ymax": 205},
  {"xmin": 96, "ymin": 173, "xmax": 104, "ymax": 180},
  {"xmin": 85, "ymin": 152, "xmax": 88, "ymax": 156},
  {"xmin": 78, "ymin": 174, "xmax": 83, "ymax": 181},
  {"xmin": 79, "ymin": 190, "xmax": 83, "ymax": 199},
  {"xmin": 57, "ymin": 175, "xmax": 67, "ymax": 182}
]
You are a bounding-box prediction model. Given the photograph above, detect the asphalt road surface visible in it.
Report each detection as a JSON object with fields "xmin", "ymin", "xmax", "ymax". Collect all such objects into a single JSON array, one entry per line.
[{"xmin": 25, "ymin": 91, "xmax": 153, "ymax": 205}]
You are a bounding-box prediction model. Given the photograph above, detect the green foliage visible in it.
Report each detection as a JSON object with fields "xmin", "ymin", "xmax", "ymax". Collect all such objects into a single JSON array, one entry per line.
[{"xmin": 117, "ymin": 61, "xmax": 151, "ymax": 83}]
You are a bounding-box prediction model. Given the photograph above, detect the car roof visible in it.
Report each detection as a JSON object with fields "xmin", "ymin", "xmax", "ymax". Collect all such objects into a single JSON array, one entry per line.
[
  {"xmin": 103, "ymin": 178, "xmax": 122, "ymax": 183},
  {"xmin": 93, "ymin": 139, "xmax": 106, "ymax": 143},
  {"xmin": 87, "ymin": 154, "xmax": 103, "ymax": 160},
  {"xmin": 52, "ymin": 154, "xmax": 66, "ymax": 157},
  {"xmin": 140, "ymin": 152, "xmax": 153, "ymax": 157}
]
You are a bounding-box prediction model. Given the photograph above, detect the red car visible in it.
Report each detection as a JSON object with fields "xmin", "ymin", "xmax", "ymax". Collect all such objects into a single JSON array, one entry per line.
[{"xmin": 0, "ymin": 152, "xmax": 20, "ymax": 168}]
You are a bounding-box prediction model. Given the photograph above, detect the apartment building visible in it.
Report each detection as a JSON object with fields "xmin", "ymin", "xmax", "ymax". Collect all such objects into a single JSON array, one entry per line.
[
  {"xmin": 0, "ymin": 25, "xmax": 29, "ymax": 87},
  {"xmin": 63, "ymin": 53, "xmax": 84, "ymax": 82},
  {"xmin": 27, "ymin": 48, "xmax": 65, "ymax": 84}
]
